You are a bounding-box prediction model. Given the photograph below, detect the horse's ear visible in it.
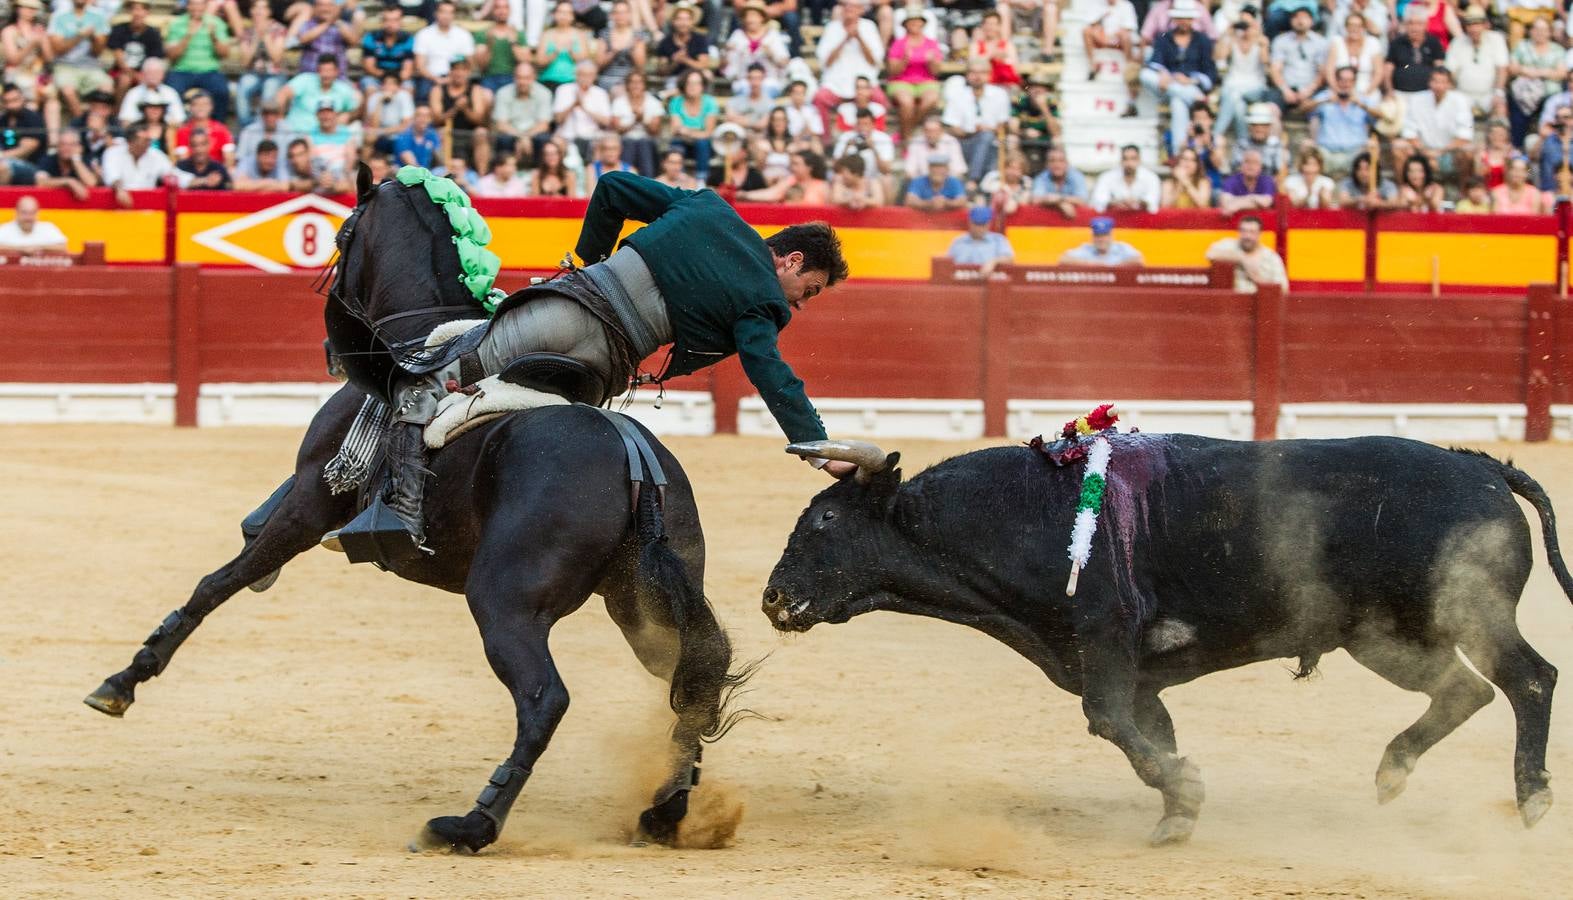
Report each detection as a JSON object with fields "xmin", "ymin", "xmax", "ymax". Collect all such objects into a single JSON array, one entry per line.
[{"xmin": 355, "ymin": 163, "xmax": 374, "ymax": 205}]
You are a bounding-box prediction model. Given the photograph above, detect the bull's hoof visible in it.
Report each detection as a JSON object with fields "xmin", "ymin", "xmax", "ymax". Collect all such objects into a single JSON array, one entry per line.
[
  {"xmin": 1375, "ymin": 763, "xmax": 1410, "ymax": 804},
  {"xmin": 1149, "ymin": 814, "xmax": 1197, "ymax": 846},
  {"xmin": 1520, "ymin": 787, "xmax": 1553, "ymax": 828},
  {"xmin": 247, "ymin": 569, "xmax": 281, "ymax": 593},
  {"xmin": 83, "ymin": 679, "xmax": 135, "ymax": 718},
  {"xmin": 636, "ymin": 789, "xmax": 689, "ymax": 846},
  {"xmin": 411, "ymin": 811, "xmax": 498, "ymax": 855}
]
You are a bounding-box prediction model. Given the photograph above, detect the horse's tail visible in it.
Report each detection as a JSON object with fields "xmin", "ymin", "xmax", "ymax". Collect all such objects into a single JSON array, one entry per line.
[{"xmin": 634, "ymin": 486, "xmax": 762, "ymax": 742}]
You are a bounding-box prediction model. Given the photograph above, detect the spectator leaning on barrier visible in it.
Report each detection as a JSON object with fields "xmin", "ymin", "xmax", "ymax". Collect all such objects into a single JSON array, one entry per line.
[
  {"xmin": 1162, "ymin": 145, "xmax": 1213, "ymax": 208},
  {"xmin": 1059, "ymin": 215, "xmax": 1143, "ymax": 266},
  {"xmin": 1091, "ymin": 144, "xmax": 1161, "ymax": 212},
  {"xmin": 1284, "ymin": 145, "xmax": 1337, "ymax": 208},
  {"xmin": 949, "ymin": 204, "xmax": 1013, "ymax": 276},
  {"xmin": 1141, "ymin": 0, "xmax": 1216, "ymax": 157},
  {"xmin": 101, "ymin": 118, "xmax": 185, "ymax": 206},
  {"xmin": 1031, "ymin": 145, "xmax": 1088, "ymax": 218},
  {"xmin": 0, "ymin": 195, "xmax": 67, "ymax": 253},
  {"xmin": 119, "ymin": 57, "xmax": 185, "ymax": 126},
  {"xmin": 1206, "ymin": 214, "xmax": 1286, "ymax": 294},
  {"xmin": 236, "ymin": 98, "xmax": 293, "ymax": 179},
  {"xmin": 165, "ymin": 0, "xmax": 233, "ymax": 121}
]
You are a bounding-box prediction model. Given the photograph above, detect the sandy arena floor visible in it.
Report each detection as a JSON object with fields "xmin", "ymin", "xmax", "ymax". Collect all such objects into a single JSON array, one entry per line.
[{"xmin": 3, "ymin": 425, "xmax": 1572, "ymax": 898}]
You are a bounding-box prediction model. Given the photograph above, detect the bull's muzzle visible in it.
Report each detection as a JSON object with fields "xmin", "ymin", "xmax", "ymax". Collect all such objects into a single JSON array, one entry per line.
[{"xmin": 761, "ymin": 585, "xmax": 815, "ymax": 631}]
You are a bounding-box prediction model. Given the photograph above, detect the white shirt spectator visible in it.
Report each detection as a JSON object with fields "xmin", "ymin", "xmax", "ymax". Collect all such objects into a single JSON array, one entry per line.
[
  {"xmin": 1284, "ymin": 172, "xmax": 1337, "ymax": 207},
  {"xmin": 815, "ymin": 17, "xmax": 884, "ymax": 99},
  {"xmin": 1446, "ymin": 29, "xmax": 1509, "ymax": 112},
  {"xmin": 1092, "ymin": 0, "xmax": 1138, "ymax": 34},
  {"xmin": 119, "ymin": 84, "xmax": 186, "ymax": 125},
  {"xmin": 1401, "ymin": 88, "xmax": 1474, "ymax": 151},
  {"xmin": 1090, "ymin": 165, "xmax": 1162, "ymax": 211},
  {"xmin": 0, "ymin": 217, "xmax": 67, "ymax": 251},
  {"xmin": 831, "ymin": 128, "xmax": 895, "ymax": 175},
  {"xmin": 940, "ymin": 82, "xmax": 1012, "ymax": 133},
  {"xmin": 784, "ymin": 101, "xmax": 826, "ymax": 140},
  {"xmin": 413, "ymin": 23, "xmax": 477, "ymax": 80},
  {"xmin": 552, "ymin": 81, "xmax": 611, "ymax": 142},
  {"xmin": 610, "ymin": 91, "xmax": 663, "ymax": 138},
  {"xmin": 1206, "ymin": 236, "xmax": 1288, "ymax": 293},
  {"xmin": 723, "ymin": 27, "xmax": 790, "ymax": 91},
  {"xmin": 100, "ymin": 140, "xmax": 184, "ymax": 189}
]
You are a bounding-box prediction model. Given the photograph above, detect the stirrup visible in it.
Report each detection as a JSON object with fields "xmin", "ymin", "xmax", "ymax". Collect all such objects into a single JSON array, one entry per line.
[{"xmin": 320, "ymin": 496, "xmax": 431, "ymax": 566}]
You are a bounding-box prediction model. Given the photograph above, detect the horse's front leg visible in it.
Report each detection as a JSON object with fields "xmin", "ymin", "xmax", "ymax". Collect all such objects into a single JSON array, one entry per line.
[{"xmin": 84, "ymin": 390, "xmax": 364, "ymax": 717}]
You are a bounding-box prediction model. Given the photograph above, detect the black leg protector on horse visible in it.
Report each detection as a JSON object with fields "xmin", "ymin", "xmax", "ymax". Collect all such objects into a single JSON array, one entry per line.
[
  {"xmin": 471, "ymin": 762, "xmax": 532, "ymax": 835},
  {"xmin": 638, "ymin": 745, "xmax": 701, "ymax": 845},
  {"xmin": 415, "ymin": 763, "xmax": 532, "ymax": 853},
  {"xmin": 83, "ymin": 609, "xmax": 201, "ymax": 717}
]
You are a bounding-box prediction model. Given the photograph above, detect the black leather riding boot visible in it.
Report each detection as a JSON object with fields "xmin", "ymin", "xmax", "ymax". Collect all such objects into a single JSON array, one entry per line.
[
  {"xmin": 383, "ymin": 422, "xmax": 429, "ymax": 538},
  {"xmin": 323, "ymin": 376, "xmax": 441, "ymax": 566}
]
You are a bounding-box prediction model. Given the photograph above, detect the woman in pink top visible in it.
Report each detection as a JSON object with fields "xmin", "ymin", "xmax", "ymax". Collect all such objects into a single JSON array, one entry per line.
[
  {"xmin": 886, "ymin": 13, "xmax": 944, "ymax": 138},
  {"xmin": 1490, "ymin": 156, "xmax": 1554, "ymax": 214}
]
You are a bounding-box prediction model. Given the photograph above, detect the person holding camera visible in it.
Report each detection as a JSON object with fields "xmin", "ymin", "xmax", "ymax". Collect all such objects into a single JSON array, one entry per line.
[{"xmin": 1215, "ymin": 5, "xmax": 1271, "ymax": 142}]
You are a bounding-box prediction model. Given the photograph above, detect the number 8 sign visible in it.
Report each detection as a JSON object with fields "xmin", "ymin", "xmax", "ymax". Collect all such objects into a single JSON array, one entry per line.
[{"xmin": 283, "ymin": 213, "xmax": 337, "ymax": 267}]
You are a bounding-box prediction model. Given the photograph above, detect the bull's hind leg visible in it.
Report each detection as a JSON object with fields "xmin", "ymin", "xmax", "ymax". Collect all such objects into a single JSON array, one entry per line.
[
  {"xmin": 1345, "ymin": 637, "xmax": 1496, "ymax": 805},
  {"xmin": 1457, "ymin": 627, "xmax": 1559, "ymax": 827}
]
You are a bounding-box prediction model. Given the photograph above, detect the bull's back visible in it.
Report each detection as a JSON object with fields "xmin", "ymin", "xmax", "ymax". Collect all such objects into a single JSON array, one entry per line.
[{"xmin": 1147, "ymin": 435, "xmax": 1532, "ymax": 638}]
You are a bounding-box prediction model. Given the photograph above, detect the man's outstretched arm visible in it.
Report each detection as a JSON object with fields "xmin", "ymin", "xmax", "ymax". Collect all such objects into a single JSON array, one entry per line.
[
  {"xmin": 574, "ymin": 170, "xmax": 687, "ymax": 264},
  {"xmin": 733, "ymin": 312, "xmax": 828, "ymax": 445}
]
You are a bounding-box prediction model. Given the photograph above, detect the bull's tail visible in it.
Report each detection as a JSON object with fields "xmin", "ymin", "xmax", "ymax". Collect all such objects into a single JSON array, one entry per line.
[
  {"xmin": 634, "ymin": 487, "xmax": 761, "ymax": 742},
  {"xmin": 1479, "ymin": 453, "xmax": 1573, "ymax": 603}
]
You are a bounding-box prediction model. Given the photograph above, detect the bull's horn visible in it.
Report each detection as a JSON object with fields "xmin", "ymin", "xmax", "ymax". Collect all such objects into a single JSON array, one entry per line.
[{"xmin": 786, "ymin": 440, "xmax": 891, "ymax": 477}]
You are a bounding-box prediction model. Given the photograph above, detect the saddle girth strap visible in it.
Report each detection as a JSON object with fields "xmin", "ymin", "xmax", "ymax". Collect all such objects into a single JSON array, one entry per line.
[{"xmin": 589, "ymin": 407, "xmax": 667, "ymax": 513}]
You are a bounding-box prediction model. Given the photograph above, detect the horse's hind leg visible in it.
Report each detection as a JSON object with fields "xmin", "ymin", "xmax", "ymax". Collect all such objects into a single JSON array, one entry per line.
[{"xmin": 84, "ymin": 402, "xmax": 359, "ymax": 718}]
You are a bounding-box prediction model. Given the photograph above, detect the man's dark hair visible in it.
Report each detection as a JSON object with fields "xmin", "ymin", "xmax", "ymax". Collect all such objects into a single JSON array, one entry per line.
[
  {"xmin": 257, "ymin": 138, "xmax": 279, "ymax": 154},
  {"xmin": 1239, "ymin": 215, "xmax": 1264, "ymax": 230},
  {"xmin": 1121, "ymin": 143, "xmax": 1140, "ymax": 155},
  {"xmin": 288, "ymin": 137, "xmax": 311, "ymax": 152},
  {"xmin": 765, "ymin": 222, "xmax": 850, "ymax": 286},
  {"xmin": 318, "ymin": 55, "xmax": 340, "ymax": 69}
]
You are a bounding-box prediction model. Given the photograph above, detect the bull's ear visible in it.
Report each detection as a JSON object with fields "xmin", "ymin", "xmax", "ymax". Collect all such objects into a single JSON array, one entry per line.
[
  {"xmin": 355, "ymin": 163, "xmax": 374, "ymax": 205},
  {"xmin": 864, "ymin": 454, "xmax": 902, "ymax": 502}
]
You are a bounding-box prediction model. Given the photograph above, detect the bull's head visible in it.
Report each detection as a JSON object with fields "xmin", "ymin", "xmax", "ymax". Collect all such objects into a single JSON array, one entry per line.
[{"xmin": 762, "ymin": 440, "xmax": 908, "ymax": 632}]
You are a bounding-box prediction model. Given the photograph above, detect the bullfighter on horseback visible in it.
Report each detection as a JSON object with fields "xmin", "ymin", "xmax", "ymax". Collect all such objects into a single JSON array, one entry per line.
[{"xmin": 328, "ymin": 170, "xmax": 856, "ymax": 562}]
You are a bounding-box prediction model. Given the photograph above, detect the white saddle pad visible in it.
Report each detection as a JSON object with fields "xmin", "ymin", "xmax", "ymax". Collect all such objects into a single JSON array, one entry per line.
[
  {"xmin": 426, "ymin": 319, "xmax": 490, "ymax": 347},
  {"xmin": 424, "ymin": 375, "xmax": 569, "ymax": 449}
]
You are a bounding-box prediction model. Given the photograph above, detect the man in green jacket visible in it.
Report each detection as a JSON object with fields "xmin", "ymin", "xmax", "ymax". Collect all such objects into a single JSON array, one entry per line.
[{"xmin": 332, "ymin": 170, "xmax": 854, "ymax": 562}]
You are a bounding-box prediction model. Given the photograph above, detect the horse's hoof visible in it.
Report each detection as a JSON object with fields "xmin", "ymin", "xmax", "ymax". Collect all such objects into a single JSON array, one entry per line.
[
  {"xmin": 1149, "ymin": 814, "xmax": 1196, "ymax": 847},
  {"xmin": 410, "ymin": 812, "xmax": 496, "ymax": 854},
  {"xmin": 1520, "ymin": 787, "xmax": 1553, "ymax": 828},
  {"xmin": 83, "ymin": 680, "xmax": 134, "ymax": 718},
  {"xmin": 1172, "ymin": 758, "xmax": 1205, "ymax": 815},
  {"xmin": 247, "ymin": 569, "xmax": 281, "ymax": 593},
  {"xmin": 1376, "ymin": 763, "xmax": 1409, "ymax": 804},
  {"xmin": 636, "ymin": 790, "xmax": 689, "ymax": 846}
]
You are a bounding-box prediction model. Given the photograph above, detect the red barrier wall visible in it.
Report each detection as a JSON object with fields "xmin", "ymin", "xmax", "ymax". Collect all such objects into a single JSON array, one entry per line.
[{"xmin": 3, "ymin": 265, "xmax": 1566, "ymax": 439}]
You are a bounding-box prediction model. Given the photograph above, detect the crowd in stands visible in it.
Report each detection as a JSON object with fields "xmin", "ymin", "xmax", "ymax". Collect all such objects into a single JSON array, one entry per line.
[{"xmin": 1, "ymin": 0, "xmax": 1570, "ymax": 214}]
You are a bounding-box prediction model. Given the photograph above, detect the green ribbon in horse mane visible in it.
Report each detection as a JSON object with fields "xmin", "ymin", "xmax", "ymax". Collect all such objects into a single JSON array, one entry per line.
[{"xmin": 394, "ymin": 166, "xmax": 506, "ymax": 314}]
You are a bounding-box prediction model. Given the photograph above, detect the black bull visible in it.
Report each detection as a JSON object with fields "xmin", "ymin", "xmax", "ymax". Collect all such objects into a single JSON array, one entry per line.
[{"xmin": 765, "ymin": 434, "xmax": 1573, "ymax": 845}]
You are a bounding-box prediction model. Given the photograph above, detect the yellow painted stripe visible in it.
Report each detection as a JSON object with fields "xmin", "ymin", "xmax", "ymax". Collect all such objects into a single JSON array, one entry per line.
[
  {"xmin": 41, "ymin": 209, "xmax": 165, "ymax": 262},
  {"xmin": 1377, "ymin": 232, "xmax": 1556, "ymax": 286},
  {"xmin": 1011, "ymin": 226, "xmax": 1274, "ymax": 269},
  {"xmin": 1287, "ymin": 228, "xmax": 1365, "ymax": 282}
]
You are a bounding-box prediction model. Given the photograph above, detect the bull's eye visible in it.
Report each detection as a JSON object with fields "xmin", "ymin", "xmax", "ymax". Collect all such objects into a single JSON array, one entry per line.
[{"xmin": 819, "ymin": 509, "xmax": 836, "ymax": 525}]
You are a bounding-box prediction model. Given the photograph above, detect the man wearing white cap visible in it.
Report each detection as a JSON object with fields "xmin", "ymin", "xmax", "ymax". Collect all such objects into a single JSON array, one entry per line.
[{"xmin": 1139, "ymin": 0, "xmax": 1217, "ymax": 156}]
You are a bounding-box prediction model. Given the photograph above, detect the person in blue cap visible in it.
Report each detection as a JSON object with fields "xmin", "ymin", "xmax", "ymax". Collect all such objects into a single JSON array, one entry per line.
[
  {"xmin": 946, "ymin": 205, "xmax": 1015, "ymax": 276},
  {"xmin": 1060, "ymin": 215, "xmax": 1145, "ymax": 266}
]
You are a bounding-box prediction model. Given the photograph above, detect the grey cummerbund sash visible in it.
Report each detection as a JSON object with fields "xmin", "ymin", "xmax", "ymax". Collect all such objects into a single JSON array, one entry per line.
[{"xmin": 581, "ymin": 248, "xmax": 672, "ymax": 360}]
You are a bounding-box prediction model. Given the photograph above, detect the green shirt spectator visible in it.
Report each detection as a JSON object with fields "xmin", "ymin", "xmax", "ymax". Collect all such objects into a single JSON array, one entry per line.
[{"xmin": 165, "ymin": 0, "xmax": 234, "ymax": 120}]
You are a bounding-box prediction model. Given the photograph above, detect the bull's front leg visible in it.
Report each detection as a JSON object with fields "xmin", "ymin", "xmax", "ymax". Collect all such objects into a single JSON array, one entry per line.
[{"xmin": 1076, "ymin": 621, "xmax": 1205, "ymax": 847}]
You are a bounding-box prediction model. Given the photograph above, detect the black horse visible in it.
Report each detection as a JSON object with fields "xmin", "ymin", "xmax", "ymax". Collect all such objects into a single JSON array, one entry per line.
[{"xmin": 84, "ymin": 169, "xmax": 744, "ymax": 853}]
